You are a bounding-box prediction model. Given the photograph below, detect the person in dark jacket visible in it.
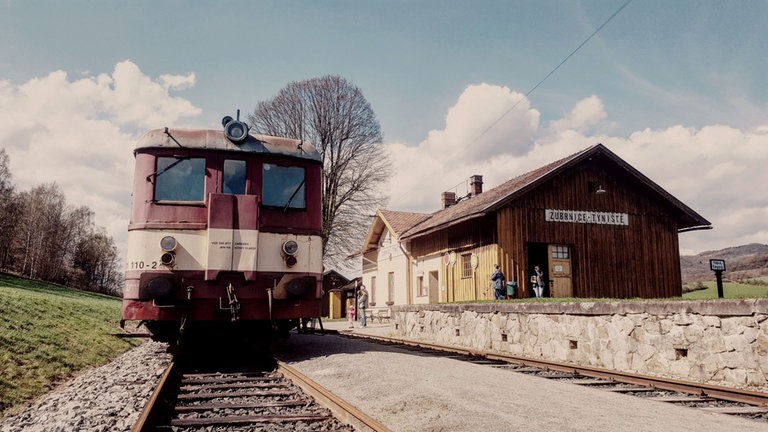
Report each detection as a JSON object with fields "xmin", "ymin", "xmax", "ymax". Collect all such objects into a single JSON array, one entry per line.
[{"xmin": 491, "ymin": 264, "xmax": 506, "ymax": 300}]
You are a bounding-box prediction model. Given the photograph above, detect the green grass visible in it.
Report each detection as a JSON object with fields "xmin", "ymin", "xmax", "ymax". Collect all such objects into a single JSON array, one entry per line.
[
  {"xmin": 0, "ymin": 273, "xmax": 140, "ymax": 415},
  {"xmin": 682, "ymin": 280, "xmax": 768, "ymax": 300}
]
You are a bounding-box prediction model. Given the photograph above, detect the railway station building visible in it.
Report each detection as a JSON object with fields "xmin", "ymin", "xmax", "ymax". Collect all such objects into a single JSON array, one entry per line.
[{"xmin": 359, "ymin": 144, "xmax": 711, "ymax": 308}]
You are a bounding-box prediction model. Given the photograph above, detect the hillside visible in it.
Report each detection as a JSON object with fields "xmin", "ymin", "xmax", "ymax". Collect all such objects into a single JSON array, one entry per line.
[{"xmin": 680, "ymin": 243, "xmax": 768, "ymax": 283}]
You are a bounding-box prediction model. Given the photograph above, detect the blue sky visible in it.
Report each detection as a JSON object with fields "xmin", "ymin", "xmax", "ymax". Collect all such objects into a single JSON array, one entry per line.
[{"xmin": 1, "ymin": 0, "xmax": 767, "ymax": 259}]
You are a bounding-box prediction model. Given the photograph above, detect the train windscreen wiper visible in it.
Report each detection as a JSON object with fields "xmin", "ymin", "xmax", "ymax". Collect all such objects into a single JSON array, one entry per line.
[
  {"xmin": 146, "ymin": 156, "xmax": 189, "ymax": 182},
  {"xmin": 283, "ymin": 179, "xmax": 306, "ymax": 212}
]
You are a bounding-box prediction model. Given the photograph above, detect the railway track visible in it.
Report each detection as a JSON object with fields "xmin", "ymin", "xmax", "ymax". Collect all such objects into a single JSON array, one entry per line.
[
  {"xmin": 132, "ymin": 352, "xmax": 391, "ymax": 431},
  {"xmin": 333, "ymin": 330, "xmax": 768, "ymax": 424}
]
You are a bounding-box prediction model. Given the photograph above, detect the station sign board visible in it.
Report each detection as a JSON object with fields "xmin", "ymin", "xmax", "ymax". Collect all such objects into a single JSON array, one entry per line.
[{"xmin": 709, "ymin": 259, "xmax": 726, "ymax": 272}]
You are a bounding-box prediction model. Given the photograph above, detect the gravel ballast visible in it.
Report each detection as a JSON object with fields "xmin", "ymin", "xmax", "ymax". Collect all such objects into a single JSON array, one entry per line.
[{"xmin": 0, "ymin": 341, "xmax": 171, "ymax": 432}]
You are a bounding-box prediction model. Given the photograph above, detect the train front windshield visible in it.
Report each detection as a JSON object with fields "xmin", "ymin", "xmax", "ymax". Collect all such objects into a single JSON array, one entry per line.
[
  {"xmin": 262, "ymin": 164, "xmax": 306, "ymax": 209},
  {"xmin": 154, "ymin": 157, "xmax": 206, "ymax": 201}
]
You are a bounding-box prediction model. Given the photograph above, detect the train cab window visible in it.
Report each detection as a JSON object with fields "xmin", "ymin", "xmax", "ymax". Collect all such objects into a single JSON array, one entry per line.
[
  {"xmin": 262, "ymin": 164, "xmax": 306, "ymax": 209},
  {"xmin": 154, "ymin": 157, "xmax": 206, "ymax": 202},
  {"xmin": 223, "ymin": 159, "xmax": 246, "ymax": 195}
]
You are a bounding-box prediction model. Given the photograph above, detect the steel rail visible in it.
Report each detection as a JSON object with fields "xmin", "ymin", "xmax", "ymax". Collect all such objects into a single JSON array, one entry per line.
[
  {"xmin": 133, "ymin": 358, "xmax": 389, "ymax": 431},
  {"xmin": 336, "ymin": 331, "xmax": 768, "ymax": 408},
  {"xmin": 277, "ymin": 360, "xmax": 393, "ymax": 432},
  {"xmin": 131, "ymin": 361, "xmax": 176, "ymax": 432}
]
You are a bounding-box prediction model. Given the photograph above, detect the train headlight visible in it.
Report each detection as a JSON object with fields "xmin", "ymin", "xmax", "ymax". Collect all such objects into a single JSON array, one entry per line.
[
  {"xmin": 282, "ymin": 240, "xmax": 298, "ymax": 256},
  {"xmin": 159, "ymin": 236, "xmax": 177, "ymax": 267},
  {"xmin": 160, "ymin": 252, "xmax": 176, "ymax": 267},
  {"xmin": 222, "ymin": 111, "xmax": 250, "ymax": 143},
  {"xmin": 160, "ymin": 236, "xmax": 177, "ymax": 252},
  {"xmin": 225, "ymin": 121, "xmax": 249, "ymax": 143},
  {"xmin": 282, "ymin": 240, "xmax": 298, "ymax": 267}
]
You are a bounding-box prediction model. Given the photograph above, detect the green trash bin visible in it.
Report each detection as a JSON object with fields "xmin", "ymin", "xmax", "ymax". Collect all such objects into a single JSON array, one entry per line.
[{"xmin": 506, "ymin": 281, "xmax": 518, "ymax": 297}]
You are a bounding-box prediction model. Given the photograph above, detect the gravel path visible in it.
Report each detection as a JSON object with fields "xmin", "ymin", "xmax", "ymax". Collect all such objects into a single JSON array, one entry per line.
[
  {"xmin": 273, "ymin": 328, "xmax": 768, "ymax": 432},
  {"xmin": 0, "ymin": 341, "xmax": 171, "ymax": 432}
]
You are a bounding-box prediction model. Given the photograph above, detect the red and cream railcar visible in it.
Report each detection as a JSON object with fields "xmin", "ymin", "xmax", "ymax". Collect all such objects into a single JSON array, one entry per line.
[{"xmin": 121, "ymin": 119, "xmax": 323, "ymax": 341}]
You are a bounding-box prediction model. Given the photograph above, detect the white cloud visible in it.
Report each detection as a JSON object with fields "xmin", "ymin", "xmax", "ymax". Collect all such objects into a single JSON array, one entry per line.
[
  {"xmin": 548, "ymin": 95, "xmax": 606, "ymax": 133},
  {"xmin": 0, "ymin": 61, "xmax": 202, "ymax": 256},
  {"xmin": 422, "ymin": 83, "xmax": 540, "ymax": 164},
  {"xmin": 2, "ymin": 65, "xmax": 764, "ymax": 262},
  {"xmin": 385, "ymin": 84, "xmax": 768, "ymax": 254},
  {"xmin": 384, "ymin": 83, "xmax": 541, "ymax": 211}
]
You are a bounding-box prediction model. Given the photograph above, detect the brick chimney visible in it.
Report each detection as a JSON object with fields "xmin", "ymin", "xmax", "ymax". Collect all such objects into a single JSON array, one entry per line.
[
  {"xmin": 469, "ymin": 175, "xmax": 483, "ymax": 197},
  {"xmin": 441, "ymin": 191, "xmax": 456, "ymax": 209}
]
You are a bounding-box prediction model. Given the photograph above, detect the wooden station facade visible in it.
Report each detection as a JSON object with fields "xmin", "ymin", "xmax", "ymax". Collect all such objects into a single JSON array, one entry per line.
[{"xmin": 360, "ymin": 144, "xmax": 711, "ymax": 306}]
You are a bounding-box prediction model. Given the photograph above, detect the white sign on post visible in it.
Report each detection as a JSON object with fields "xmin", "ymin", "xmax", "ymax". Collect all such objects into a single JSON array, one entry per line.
[{"xmin": 710, "ymin": 259, "xmax": 726, "ymax": 272}]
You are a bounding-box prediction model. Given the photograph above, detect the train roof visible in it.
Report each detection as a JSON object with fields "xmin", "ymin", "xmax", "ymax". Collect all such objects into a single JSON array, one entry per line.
[{"xmin": 135, "ymin": 128, "xmax": 322, "ymax": 162}]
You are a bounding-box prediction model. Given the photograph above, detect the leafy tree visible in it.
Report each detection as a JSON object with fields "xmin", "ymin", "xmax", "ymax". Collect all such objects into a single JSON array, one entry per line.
[{"xmin": 248, "ymin": 76, "xmax": 391, "ymax": 268}]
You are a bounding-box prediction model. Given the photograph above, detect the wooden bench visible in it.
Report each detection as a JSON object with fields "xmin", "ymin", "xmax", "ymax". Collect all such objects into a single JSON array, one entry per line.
[
  {"xmin": 364, "ymin": 308, "xmax": 390, "ymax": 323},
  {"xmin": 378, "ymin": 309, "xmax": 392, "ymax": 323}
]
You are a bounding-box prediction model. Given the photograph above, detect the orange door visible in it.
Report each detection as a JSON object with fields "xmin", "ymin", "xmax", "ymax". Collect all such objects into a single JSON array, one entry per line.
[{"xmin": 548, "ymin": 244, "xmax": 573, "ymax": 298}]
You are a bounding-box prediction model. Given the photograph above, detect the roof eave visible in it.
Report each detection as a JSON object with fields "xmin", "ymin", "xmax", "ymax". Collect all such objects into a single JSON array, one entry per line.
[{"xmin": 402, "ymin": 211, "xmax": 488, "ymax": 240}]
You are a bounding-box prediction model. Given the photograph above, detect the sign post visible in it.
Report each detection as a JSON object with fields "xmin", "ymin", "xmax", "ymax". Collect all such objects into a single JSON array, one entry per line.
[{"xmin": 709, "ymin": 259, "xmax": 726, "ymax": 299}]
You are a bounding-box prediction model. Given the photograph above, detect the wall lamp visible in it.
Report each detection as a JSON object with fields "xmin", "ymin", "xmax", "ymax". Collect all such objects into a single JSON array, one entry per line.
[{"xmin": 589, "ymin": 181, "xmax": 607, "ymax": 195}]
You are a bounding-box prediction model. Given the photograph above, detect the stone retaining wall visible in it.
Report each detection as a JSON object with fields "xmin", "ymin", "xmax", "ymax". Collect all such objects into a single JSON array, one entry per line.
[{"xmin": 390, "ymin": 300, "xmax": 768, "ymax": 390}]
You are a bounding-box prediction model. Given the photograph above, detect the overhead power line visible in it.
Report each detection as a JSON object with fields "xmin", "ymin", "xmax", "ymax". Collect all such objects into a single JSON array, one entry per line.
[
  {"xmin": 469, "ymin": 0, "xmax": 634, "ymax": 145},
  {"xmin": 391, "ymin": 0, "xmax": 634, "ymax": 209}
]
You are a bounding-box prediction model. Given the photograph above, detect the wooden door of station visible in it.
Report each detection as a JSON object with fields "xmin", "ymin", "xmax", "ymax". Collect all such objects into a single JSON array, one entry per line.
[{"xmin": 548, "ymin": 244, "xmax": 573, "ymax": 298}]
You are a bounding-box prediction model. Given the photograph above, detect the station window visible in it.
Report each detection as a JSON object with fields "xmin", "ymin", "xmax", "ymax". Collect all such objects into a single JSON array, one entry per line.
[
  {"xmin": 552, "ymin": 245, "xmax": 570, "ymax": 259},
  {"xmin": 223, "ymin": 160, "xmax": 246, "ymax": 195},
  {"xmin": 262, "ymin": 164, "xmax": 306, "ymax": 209},
  {"xmin": 461, "ymin": 253, "xmax": 472, "ymax": 278},
  {"xmin": 154, "ymin": 157, "xmax": 205, "ymax": 202},
  {"xmin": 370, "ymin": 276, "xmax": 376, "ymax": 306}
]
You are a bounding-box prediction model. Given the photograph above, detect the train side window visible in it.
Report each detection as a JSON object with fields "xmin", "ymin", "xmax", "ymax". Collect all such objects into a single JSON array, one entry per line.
[
  {"xmin": 154, "ymin": 157, "xmax": 206, "ymax": 202},
  {"xmin": 223, "ymin": 159, "xmax": 246, "ymax": 195},
  {"xmin": 262, "ymin": 164, "xmax": 306, "ymax": 209}
]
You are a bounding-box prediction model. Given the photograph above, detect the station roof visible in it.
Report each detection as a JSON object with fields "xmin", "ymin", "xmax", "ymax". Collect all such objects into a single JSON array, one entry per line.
[
  {"xmin": 384, "ymin": 144, "xmax": 711, "ymax": 242},
  {"xmin": 360, "ymin": 210, "xmax": 431, "ymax": 255}
]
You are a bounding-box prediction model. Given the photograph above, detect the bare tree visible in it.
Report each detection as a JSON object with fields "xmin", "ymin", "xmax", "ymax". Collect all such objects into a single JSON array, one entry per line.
[
  {"xmin": 0, "ymin": 152, "xmax": 121, "ymax": 293},
  {"xmin": 14, "ymin": 183, "xmax": 67, "ymax": 280},
  {"xmin": 0, "ymin": 149, "xmax": 18, "ymax": 268},
  {"xmin": 248, "ymin": 76, "xmax": 391, "ymax": 268},
  {"xmin": 73, "ymin": 228, "xmax": 121, "ymax": 294},
  {"xmin": 51, "ymin": 205, "xmax": 94, "ymax": 284}
]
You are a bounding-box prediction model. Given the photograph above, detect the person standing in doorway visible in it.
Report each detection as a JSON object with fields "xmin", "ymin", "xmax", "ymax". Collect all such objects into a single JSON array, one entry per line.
[
  {"xmin": 357, "ymin": 285, "xmax": 369, "ymax": 327},
  {"xmin": 491, "ymin": 264, "xmax": 506, "ymax": 300},
  {"xmin": 532, "ymin": 265, "xmax": 545, "ymax": 298}
]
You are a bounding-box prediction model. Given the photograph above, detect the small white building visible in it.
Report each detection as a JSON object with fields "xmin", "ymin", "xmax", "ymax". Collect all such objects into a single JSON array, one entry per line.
[{"xmin": 359, "ymin": 210, "xmax": 431, "ymax": 309}]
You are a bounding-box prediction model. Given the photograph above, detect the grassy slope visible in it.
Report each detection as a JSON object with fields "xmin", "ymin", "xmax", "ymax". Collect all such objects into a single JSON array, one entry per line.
[{"xmin": 0, "ymin": 273, "xmax": 140, "ymax": 415}]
